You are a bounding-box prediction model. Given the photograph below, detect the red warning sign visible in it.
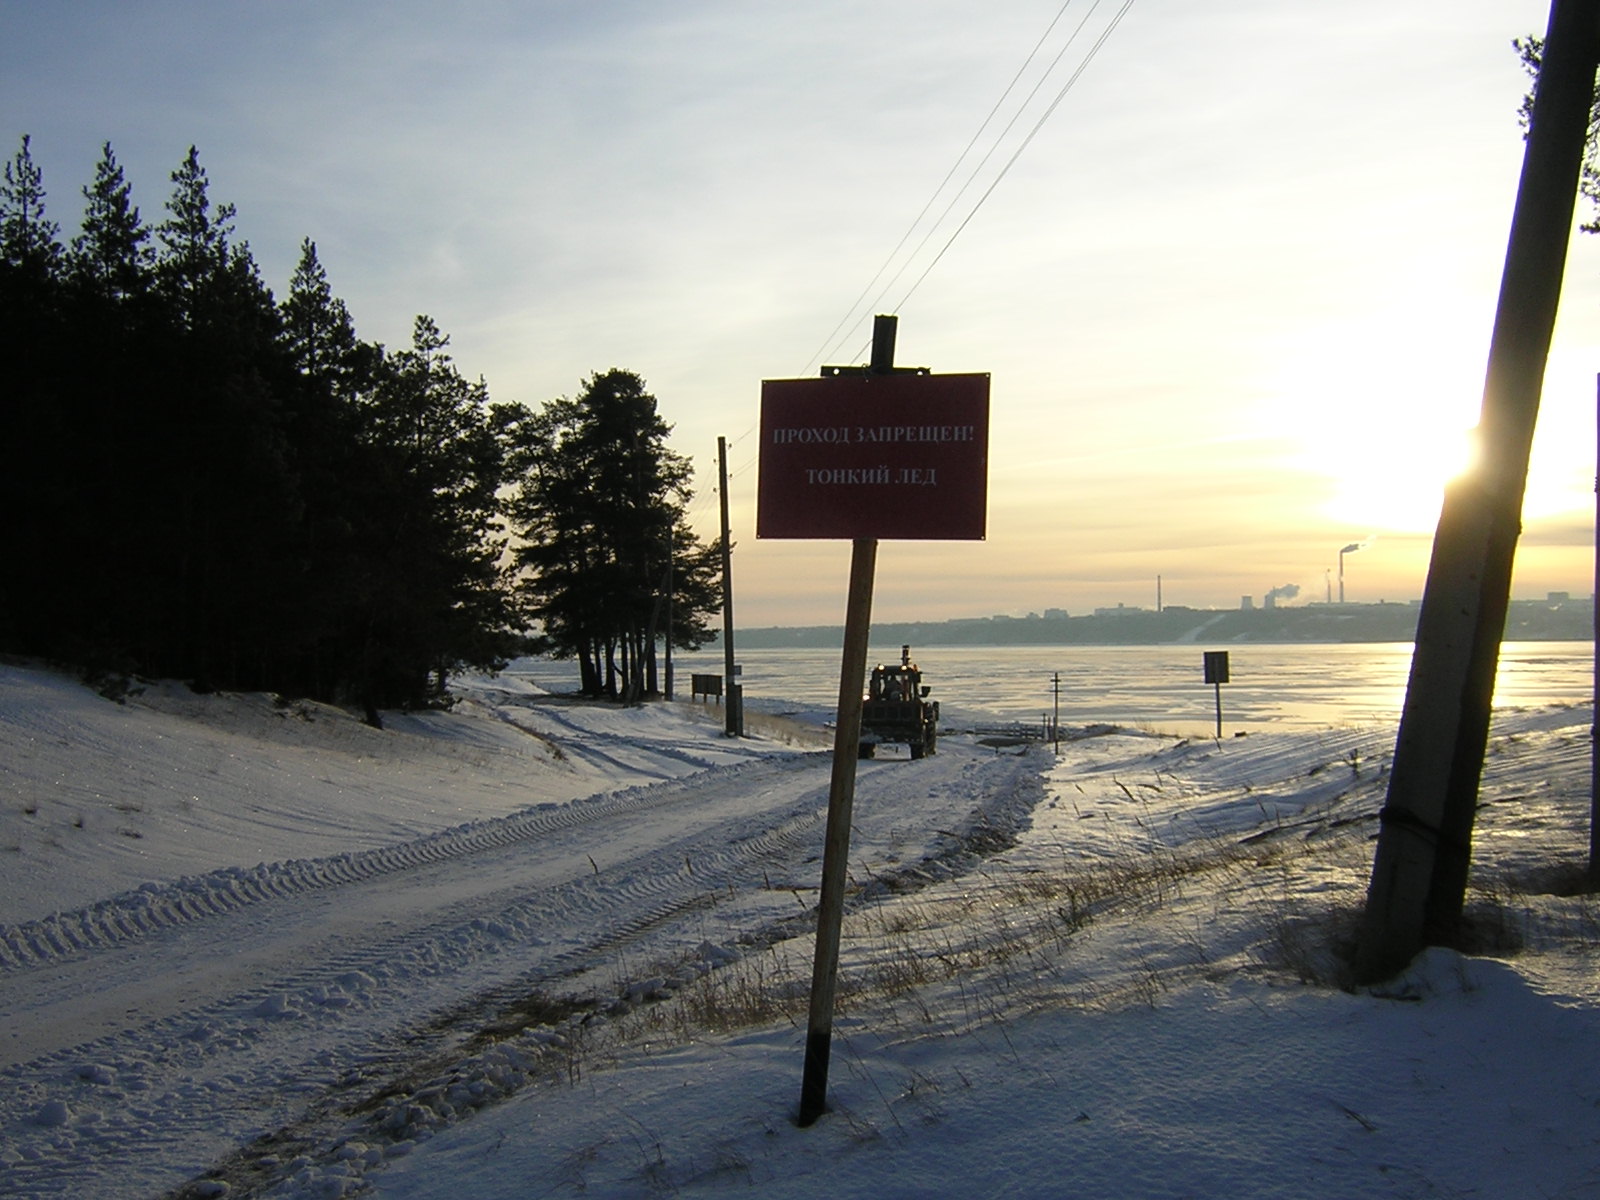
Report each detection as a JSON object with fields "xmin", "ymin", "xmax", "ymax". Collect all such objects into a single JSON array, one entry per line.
[{"xmin": 756, "ymin": 372, "xmax": 990, "ymax": 540}]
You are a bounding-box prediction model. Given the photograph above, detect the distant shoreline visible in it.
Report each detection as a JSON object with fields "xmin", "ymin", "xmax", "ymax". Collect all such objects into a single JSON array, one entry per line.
[{"xmin": 709, "ymin": 598, "xmax": 1594, "ymax": 651}]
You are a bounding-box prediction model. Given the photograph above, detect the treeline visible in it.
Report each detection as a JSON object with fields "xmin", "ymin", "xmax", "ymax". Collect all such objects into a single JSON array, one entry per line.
[{"xmin": 0, "ymin": 137, "xmax": 720, "ymax": 715}]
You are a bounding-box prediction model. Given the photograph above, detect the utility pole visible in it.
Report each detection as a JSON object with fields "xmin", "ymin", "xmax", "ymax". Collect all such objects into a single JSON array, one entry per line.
[
  {"xmin": 1591, "ymin": 373, "xmax": 1599, "ymax": 884},
  {"xmin": 798, "ymin": 314, "xmax": 898, "ymax": 1128},
  {"xmin": 1354, "ymin": 0, "xmax": 1600, "ymax": 982},
  {"xmin": 1052, "ymin": 671, "xmax": 1062, "ymax": 753},
  {"xmin": 665, "ymin": 545, "xmax": 675, "ymax": 701},
  {"xmin": 718, "ymin": 436, "xmax": 742, "ymax": 736}
]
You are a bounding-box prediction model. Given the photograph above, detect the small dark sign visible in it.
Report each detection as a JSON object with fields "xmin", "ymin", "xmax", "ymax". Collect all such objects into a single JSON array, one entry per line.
[
  {"xmin": 756, "ymin": 372, "xmax": 990, "ymax": 540},
  {"xmin": 1203, "ymin": 651, "xmax": 1230, "ymax": 685}
]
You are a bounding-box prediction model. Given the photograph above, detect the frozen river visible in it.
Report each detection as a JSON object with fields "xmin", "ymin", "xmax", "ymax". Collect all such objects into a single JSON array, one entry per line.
[{"xmin": 512, "ymin": 640, "xmax": 1595, "ymax": 737}]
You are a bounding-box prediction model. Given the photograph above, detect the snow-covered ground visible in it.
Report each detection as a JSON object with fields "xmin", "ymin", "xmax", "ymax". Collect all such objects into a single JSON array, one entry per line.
[{"xmin": 1, "ymin": 658, "xmax": 1596, "ymax": 1199}]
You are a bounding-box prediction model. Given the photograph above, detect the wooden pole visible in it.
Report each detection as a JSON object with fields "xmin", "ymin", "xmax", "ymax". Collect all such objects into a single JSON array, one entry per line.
[
  {"xmin": 718, "ymin": 436, "xmax": 741, "ymax": 737},
  {"xmin": 1353, "ymin": 0, "xmax": 1600, "ymax": 982},
  {"xmin": 797, "ymin": 535, "xmax": 877, "ymax": 1126},
  {"xmin": 798, "ymin": 314, "xmax": 896, "ymax": 1127},
  {"xmin": 665, "ymin": 548, "xmax": 674, "ymax": 701}
]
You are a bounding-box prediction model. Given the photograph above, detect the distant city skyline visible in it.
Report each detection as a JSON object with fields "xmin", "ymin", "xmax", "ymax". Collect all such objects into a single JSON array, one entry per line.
[
  {"xmin": 712, "ymin": 593, "xmax": 1592, "ymax": 653},
  {"xmin": 4, "ymin": 0, "xmax": 1596, "ymax": 626},
  {"xmin": 742, "ymin": 586, "xmax": 1593, "ymax": 627}
]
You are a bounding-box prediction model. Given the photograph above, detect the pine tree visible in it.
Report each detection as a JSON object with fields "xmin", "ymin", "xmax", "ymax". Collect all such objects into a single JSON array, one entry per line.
[
  {"xmin": 0, "ymin": 134, "xmax": 62, "ymax": 282},
  {"xmin": 69, "ymin": 142, "xmax": 153, "ymax": 302},
  {"xmin": 265, "ymin": 238, "xmax": 371, "ymax": 697},
  {"xmin": 350, "ymin": 316, "xmax": 523, "ymax": 713},
  {"xmin": 155, "ymin": 146, "xmax": 234, "ymax": 326},
  {"xmin": 509, "ymin": 369, "xmax": 720, "ymax": 699},
  {"xmin": 0, "ymin": 139, "xmax": 531, "ymax": 712},
  {"xmin": 281, "ymin": 238, "xmax": 364, "ymax": 386},
  {"xmin": 0, "ymin": 135, "xmax": 67, "ymax": 659},
  {"xmin": 133, "ymin": 145, "xmax": 300, "ymax": 687}
]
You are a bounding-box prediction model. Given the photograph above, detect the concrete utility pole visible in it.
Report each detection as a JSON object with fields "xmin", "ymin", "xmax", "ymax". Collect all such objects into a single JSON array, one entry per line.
[
  {"xmin": 1354, "ymin": 0, "xmax": 1600, "ymax": 983},
  {"xmin": 1591, "ymin": 374, "xmax": 1599, "ymax": 884}
]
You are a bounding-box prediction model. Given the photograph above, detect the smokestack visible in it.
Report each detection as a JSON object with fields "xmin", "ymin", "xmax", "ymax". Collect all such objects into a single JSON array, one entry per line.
[{"xmin": 1338, "ymin": 540, "xmax": 1371, "ymax": 603}]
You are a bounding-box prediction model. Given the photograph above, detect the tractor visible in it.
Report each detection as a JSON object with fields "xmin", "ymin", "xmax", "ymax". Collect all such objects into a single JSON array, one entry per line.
[{"xmin": 858, "ymin": 645, "xmax": 939, "ymax": 759}]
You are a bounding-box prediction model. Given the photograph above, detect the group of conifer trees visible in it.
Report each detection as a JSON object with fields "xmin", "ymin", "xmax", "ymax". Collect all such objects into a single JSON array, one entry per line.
[{"xmin": 0, "ymin": 136, "xmax": 721, "ymax": 715}]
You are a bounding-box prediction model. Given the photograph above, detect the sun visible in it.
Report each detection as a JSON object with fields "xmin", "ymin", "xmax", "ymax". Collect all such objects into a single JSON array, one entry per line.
[
  {"xmin": 1316, "ymin": 418, "xmax": 1474, "ymax": 534},
  {"xmin": 1260, "ymin": 319, "xmax": 1481, "ymax": 536}
]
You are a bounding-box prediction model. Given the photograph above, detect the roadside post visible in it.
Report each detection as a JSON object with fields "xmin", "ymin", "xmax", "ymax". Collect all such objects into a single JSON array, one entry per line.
[
  {"xmin": 1052, "ymin": 670, "xmax": 1062, "ymax": 753},
  {"xmin": 1203, "ymin": 651, "xmax": 1230, "ymax": 738},
  {"xmin": 758, "ymin": 315, "xmax": 989, "ymax": 1127}
]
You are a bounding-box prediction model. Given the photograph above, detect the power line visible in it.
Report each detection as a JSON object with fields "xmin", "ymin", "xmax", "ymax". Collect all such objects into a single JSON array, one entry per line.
[
  {"xmin": 714, "ymin": 3, "xmax": 1136, "ymax": 525},
  {"xmin": 891, "ymin": 0, "xmax": 1137, "ymax": 314},
  {"xmin": 818, "ymin": 0, "xmax": 1117, "ymax": 368},
  {"xmin": 808, "ymin": 0, "xmax": 1137, "ymax": 365},
  {"xmin": 800, "ymin": 0, "xmax": 1078, "ymax": 375}
]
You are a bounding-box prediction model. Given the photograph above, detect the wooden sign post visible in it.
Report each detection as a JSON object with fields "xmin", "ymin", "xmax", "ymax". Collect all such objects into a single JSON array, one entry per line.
[{"xmin": 757, "ymin": 315, "xmax": 989, "ymax": 1127}]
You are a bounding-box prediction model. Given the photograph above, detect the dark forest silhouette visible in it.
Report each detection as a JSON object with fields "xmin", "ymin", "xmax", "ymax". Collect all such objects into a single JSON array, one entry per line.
[{"xmin": 0, "ymin": 137, "xmax": 720, "ymax": 716}]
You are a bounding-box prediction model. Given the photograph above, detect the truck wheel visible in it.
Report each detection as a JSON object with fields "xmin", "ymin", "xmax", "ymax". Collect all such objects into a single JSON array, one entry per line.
[
  {"xmin": 909, "ymin": 741, "xmax": 924, "ymax": 760},
  {"xmin": 858, "ymin": 743, "xmax": 876, "ymax": 759}
]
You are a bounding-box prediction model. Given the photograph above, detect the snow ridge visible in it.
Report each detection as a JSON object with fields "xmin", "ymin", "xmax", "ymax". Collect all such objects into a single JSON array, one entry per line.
[
  {"xmin": 0, "ymin": 750, "xmax": 822, "ymax": 973},
  {"xmin": 169, "ymin": 749, "xmax": 1057, "ymax": 1198}
]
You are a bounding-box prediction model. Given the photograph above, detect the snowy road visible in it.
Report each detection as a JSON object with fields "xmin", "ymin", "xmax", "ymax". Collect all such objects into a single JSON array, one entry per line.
[
  {"xmin": 0, "ymin": 683, "xmax": 1047, "ymax": 1200},
  {"xmin": 7, "ymin": 665, "xmax": 1599, "ymax": 1200}
]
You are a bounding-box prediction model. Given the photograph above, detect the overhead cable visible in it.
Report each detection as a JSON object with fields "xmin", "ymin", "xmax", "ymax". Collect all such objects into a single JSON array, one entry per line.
[
  {"xmin": 813, "ymin": 0, "xmax": 1137, "ymax": 367},
  {"xmin": 799, "ymin": 0, "xmax": 1078, "ymax": 375},
  {"xmin": 890, "ymin": 0, "xmax": 1137, "ymax": 314}
]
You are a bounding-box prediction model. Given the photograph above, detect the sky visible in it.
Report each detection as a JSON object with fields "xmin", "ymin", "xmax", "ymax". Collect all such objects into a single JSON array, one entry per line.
[{"xmin": 5, "ymin": 0, "xmax": 1599, "ymax": 627}]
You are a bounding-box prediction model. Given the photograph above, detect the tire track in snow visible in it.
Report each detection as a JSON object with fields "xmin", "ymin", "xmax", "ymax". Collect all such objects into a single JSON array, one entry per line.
[
  {"xmin": 0, "ymin": 740, "xmax": 1048, "ymax": 1200},
  {"xmin": 0, "ymin": 758, "xmax": 839, "ymax": 1199},
  {"xmin": 0, "ymin": 750, "xmax": 825, "ymax": 973},
  {"xmin": 504, "ymin": 703, "xmax": 772, "ymax": 778}
]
